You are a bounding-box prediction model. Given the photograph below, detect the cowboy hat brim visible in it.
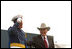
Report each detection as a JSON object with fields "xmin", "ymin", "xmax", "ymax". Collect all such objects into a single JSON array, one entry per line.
[{"xmin": 37, "ymin": 27, "xmax": 50, "ymax": 31}]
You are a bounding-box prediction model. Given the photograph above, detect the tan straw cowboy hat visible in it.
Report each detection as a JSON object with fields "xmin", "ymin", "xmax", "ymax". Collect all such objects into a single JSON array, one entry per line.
[{"xmin": 37, "ymin": 23, "xmax": 50, "ymax": 31}]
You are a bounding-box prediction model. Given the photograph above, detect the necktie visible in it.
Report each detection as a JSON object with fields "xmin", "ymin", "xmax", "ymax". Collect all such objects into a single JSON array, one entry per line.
[{"xmin": 44, "ymin": 37, "xmax": 48, "ymax": 48}]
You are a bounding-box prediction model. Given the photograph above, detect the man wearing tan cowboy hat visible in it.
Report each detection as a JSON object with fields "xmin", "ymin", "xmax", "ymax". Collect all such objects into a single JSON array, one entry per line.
[
  {"xmin": 28, "ymin": 23, "xmax": 54, "ymax": 48},
  {"xmin": 8, "ymin": 15, "xmax": 27, "ymax": 48}
]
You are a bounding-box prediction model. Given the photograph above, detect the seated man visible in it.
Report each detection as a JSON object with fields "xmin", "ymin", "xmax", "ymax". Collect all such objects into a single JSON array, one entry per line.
[
  {"xmin": 28, "ymin": 23, "xmax": 54, "ymax": 48},
  {"xmin": 8, "ymin": 15, "xmax": 27, "ymax": 48}
]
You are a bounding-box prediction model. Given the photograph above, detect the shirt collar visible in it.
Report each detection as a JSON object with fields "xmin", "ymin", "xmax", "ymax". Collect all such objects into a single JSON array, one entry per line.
[{"xmin": 41, "ymin": 35, "xmax": 47, "ymax": 40}]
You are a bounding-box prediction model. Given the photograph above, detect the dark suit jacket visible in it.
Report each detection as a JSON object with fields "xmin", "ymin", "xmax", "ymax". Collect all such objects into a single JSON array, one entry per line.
[{"xmin": 28, "ymin": 35, "xmax": 54, "ymax": 48}]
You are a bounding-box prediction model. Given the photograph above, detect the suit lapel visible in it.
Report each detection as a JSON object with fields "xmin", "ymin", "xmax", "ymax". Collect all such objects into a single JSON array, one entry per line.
[
  {"xmin": 38, "ymin": 35, "xmax": 45, "ymax": 48},
  {"xmin": 47, "ymin": 36, "xmax": 52, "ymax": 48}
]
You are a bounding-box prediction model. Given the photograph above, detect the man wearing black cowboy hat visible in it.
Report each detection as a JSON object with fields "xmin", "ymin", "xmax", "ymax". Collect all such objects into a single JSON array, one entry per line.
[{"xmin": 28, "ymin": 23, "xmax": 54, "ymax": 48}]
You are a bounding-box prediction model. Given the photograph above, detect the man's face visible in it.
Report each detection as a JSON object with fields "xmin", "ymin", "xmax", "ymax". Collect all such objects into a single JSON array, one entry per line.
[{"xmin": 40, "ymin": 28, "xmax": 48, "ymax": 36}]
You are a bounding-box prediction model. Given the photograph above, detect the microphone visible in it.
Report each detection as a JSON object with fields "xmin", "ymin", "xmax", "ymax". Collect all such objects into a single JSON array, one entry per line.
[{"xmin": 17, "ymin": 18, "xmax": 22, "ymax": 23}]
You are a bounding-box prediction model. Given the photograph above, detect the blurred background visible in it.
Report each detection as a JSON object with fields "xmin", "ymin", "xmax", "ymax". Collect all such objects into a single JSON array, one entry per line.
[{"xmin": 1, "ymin": 1, "xmax": 71, "ymax": 48}]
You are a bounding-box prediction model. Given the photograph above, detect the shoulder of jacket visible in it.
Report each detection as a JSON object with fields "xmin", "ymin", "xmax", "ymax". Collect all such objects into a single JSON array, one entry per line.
[
  {"xmin": 47, "ymin": 35, "xmax": 54, "ymax": 39},
  {"xmin": 8, "ymin": 27, "xmax": 12, "ymax": 31}
]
